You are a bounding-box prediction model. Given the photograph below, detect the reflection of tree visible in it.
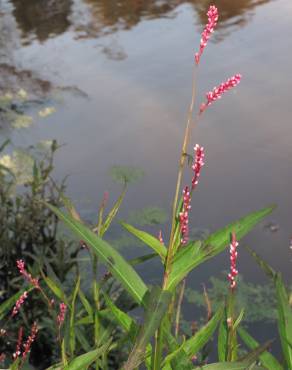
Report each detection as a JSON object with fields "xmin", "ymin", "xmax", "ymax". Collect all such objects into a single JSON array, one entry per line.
[
  {"xmin": 7, "ymin": 0, "xmax": 273, "ymax": 44},
  {"xmin": 11, "ymin": 0, "xmax": 72, "ymax": 42},
  {"xmin": 80, "ymin": 0, "xmax": 272, "ymax": 37}
]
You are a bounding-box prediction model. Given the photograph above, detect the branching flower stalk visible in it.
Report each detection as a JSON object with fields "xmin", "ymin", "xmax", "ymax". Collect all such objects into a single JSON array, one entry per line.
[{"xmin": 153, "ymin": 6, "xmax": 219, "ymax": 370}]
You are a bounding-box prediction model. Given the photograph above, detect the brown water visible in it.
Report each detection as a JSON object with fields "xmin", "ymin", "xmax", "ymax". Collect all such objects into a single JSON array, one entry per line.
[{"xmin": 1, "ymin": 0, "xmax": 291, "ymax": 309}]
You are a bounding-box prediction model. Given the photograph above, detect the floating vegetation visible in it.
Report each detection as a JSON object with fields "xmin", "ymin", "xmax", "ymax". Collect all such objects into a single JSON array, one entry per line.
[
  {"xmin": 127, "ymin": 206, "xmax": 168, "ymax": 226},
  {"xmin": 110, "ymin": 165, "xmax": 144, "ymax": 185}
]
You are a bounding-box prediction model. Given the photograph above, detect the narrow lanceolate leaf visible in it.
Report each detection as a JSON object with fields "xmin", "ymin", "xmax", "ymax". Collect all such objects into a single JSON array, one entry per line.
[
  {"xmin": 124, "ymin": 287, "xmax": 172, "ymax": 370},
  {"xmin": 238, "ymin": 327, "xmax": 283, "ymax": 370},
  {"xmin": 121, "ymin": 222, "xmax": 167, "ymax": 261},
  {"xmin": 183, "ymin": 306, "xmax": 223, "ymax": 357},
  {"xmin": 100, "ymin": 187, "xmax": 126, "ymax": 236},
  {"xmin": 103, "ymin": 293, "xmax": 138, "ymax": 334},
  {"xmin": 69, "ymin": 276, "xmax": 80, "ymax": 356},
  {"xmin": 41, "ymin": 273, "xmax": 69, "ymax": 306},
  {"xmin": 246, "ymin": 247, "xmax": 292, "ymax": 369},
  {"xmin": 63, "ymin": 342, "xmax": 111, "ymax": 370},
  {"xmin": 196, "ymin": 363, "xmax": 265, "ymax": 370},
  {"xmin": 46, "ymin": 204, "xmax": 148, "ymax": 304},
  {"xmin": 162, "ymin": 308, "xmax": 223, "ymax": 368},
  {"xmin": 78, "ymin": 289, "xmax": 93, "ymax": 317},
  {"xmin": 239, "ymin": 339, "xmax": 274, "ymax": 366},
  {"xmin": 168, "ymin": 206, "xmax": 274, "ymax": 290},
  {"xmin": 274, "ymin": 273, "xmax": 292, "ymax": 369},
  {"xmin": 218, "ymin": 309, "xmax": 228, "ymax": 361}
]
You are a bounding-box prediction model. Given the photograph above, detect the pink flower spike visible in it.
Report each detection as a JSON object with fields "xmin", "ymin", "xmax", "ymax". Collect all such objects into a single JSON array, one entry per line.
[
  {"xmin": 200, "ymin": 74, "xmax": 242, "ymax": 114},
  {"xmin": 192, "ymin": 144, "xmax": 205, "ymax": 190},
  {"xmin": 227, "ymin": 232, "xmax": 239, "ymax": 290},
  {"xmin": 22, "ymin": 322, "xmax": 38, "ymax": 361},
  {"xmin": 13, "ymin": 326, "xmax": 24, "ymax": 360},
  {"xmin": 11, "ymin": 291, "xmax": 28, "ymax": 317},
  {"xmin": 16, "ymin": 260, "xmax": 40, "ymax": 289},
  {"xmin": 195, "ymin": 5, "xmax": 219, "ymax": 65},
  {"xmin": 57, "ymin": 303, "xmax": 67, "ymax": 328},
  {"xmin": 179, "ymin": 186, "xmax": 191, "ymax": 245}
]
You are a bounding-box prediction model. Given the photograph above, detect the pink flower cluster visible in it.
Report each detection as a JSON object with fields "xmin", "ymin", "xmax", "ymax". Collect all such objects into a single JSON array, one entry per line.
[
  {"xmin": 192, "ymin": 144, "xmax": 205, "ymax": 190},
  {"xmin": 22, "ymin": 322, "xmax": 38, "ymax": 361},
  {"xmin": 179, "ymin": 186, "xmax": 191, "ymax": 245},
  {"xmin": 200, "ymin": 74, "xmax": 242, "ymax": 114},
  {"xmin": 57, "ymin": 303, "xmax": 67, "ymax": 328},
  {"xmin": 13, "ymin": 327, "xmax": 24, "ymax": 360},
  {"xmin": 17, "ymin": 260, "xmax": 40, "ymax": 289},
  {"xmin": 228, "ymin": 232, "xmax": 239, "ymax": 290},
  {"xmin": 11, "ymin": 291, "xmax": 28, "ymax": 317},
  {"xmin": 195, "ymin": 5, "xmax": 219, "ymax": 65}
]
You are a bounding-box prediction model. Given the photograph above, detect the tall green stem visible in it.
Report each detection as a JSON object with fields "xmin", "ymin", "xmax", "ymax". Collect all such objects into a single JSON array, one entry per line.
[{"xmin": 152, "ymin": 65, "xmax": 198, "ymax": 369}]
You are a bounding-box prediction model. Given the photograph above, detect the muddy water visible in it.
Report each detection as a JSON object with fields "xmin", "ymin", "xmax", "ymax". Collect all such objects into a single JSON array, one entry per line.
[{"xmin": 1, "ymin": 0, "xmax": 291, "ymax": 334}]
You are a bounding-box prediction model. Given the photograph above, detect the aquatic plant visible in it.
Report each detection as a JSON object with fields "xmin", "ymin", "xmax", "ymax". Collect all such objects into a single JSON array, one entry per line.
[{"xmin": 0, "ymin": 4, "xmax": 291, "ymax": 370}]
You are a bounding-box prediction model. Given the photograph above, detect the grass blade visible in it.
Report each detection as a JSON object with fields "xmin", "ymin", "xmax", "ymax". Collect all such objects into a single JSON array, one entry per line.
[
  {"xmin": 121, "ymin": 222, "xmax": 167, "ymax": 261},
  {"xmin": 238, "ymin": 327, "xmax": 283, "ymax": 370}
]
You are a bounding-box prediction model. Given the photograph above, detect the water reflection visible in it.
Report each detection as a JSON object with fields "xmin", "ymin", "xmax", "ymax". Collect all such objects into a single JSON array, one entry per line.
[
  {"xmin": 4, "ymin": 0, "xmax": 273, "ymax": 45},
  {"xmin": 11, "ymin": 0, "xmax": 72, "ymax": 43}
]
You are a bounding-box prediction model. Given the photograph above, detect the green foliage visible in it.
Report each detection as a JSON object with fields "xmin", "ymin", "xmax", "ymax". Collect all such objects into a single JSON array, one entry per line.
[
  {"xmin": 127, "ymin": 207, "xmax": 168, "ymax": 226},
  {"xmin": 185, "ymin": 274, "xmax": 278, "ymax": 323}
]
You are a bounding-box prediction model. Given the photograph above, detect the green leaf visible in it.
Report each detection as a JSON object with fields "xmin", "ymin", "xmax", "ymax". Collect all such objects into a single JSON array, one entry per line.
[
  {"xmin": 197, "ymin": 363, "xmax": 265, "ymax": 370},
  {"xmin": 78, "ymin": 289, "xmax": 93, "ymax": 317},
  {"xmin": 168, "ymin": 206, "xmax": 274, "ymax": 290},
  {"xmin": 103, "ymin": 294, "xmax": 137, "ymax": 334},
  {"xmin": 124, "ymin": 287, "xmax": 172, "ymax": 370},
  {"xmin": 238, "ymin": 339, "xmax": 274, "ymax": 366},
  {"xmin": 129, "ymin": 253, "xmax": 159, "ymax": 266},
  {"xmin": 69, "ymin": 276, "xmax": 80, "ymax": 355},
  {"xmin": 246, "ymin": 247, "xmax": 292, "ymax": 368},
  {"xmin": 218, "ymin": 314, "xmax": 228, "ymax": 362},
  {"xmin": 46, "ymin": 204, "xmax": 148, "ymax": 304},
  {"xmin": 122, "ymin": 222, "xmax": 167, "ymax": 261},
  {"xmin": 238, "ymin": 327, "xmax": 283, "ymax": 370},
  {"xmin": 63, "ymin": 342, "xmax": 111, "ymax": 370},
  {"xmin": 183, "ymin": 306, "xmax": 223, "ymax": 357},
  {"xmin": 100, "ymin": 188, "xmax": 126, "ymax": 236},
  {"xmin": 274, "ymin": 273, "xmax": 292, "ymax": 368},
  {"xmin": 41, "ymin": 273, "xmax": 69, "ymax": 306}
]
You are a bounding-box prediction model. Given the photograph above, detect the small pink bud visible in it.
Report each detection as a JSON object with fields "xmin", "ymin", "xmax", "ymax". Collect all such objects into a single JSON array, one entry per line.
[{"xmin": 227, "ymin": 232, "xmax": 239, "ymax": 290}]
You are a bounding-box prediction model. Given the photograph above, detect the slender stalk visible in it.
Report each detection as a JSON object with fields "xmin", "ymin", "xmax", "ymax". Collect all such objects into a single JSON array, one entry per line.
[
  {"xmin": 163, "ymin": 65, "xmax": 198, "ymax": 285},
  {"xmin": 153, "ymin": 64, "xmax": 198, "ymax": 369}
]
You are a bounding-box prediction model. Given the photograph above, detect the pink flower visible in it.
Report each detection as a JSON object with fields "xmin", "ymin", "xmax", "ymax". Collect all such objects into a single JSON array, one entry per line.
[
  {"xmin": 179, "ymin": 186, "xmax": 191, "ymax": 245},
  {"xmin": 195, "ymin": 5, "xmax": 219, "ymax": 65},
  {"xmin": 57, "ymin": 303, "xmax": 67, "ymax": 328},
  {"xmin": 192, "ymin": 144, "xmax": 205, "ymax": 190},
  {"xmin": 11, "ymin": 291, "xmax": 28, "ymax": 317},
  {"xmin": 16, "ymin": 260, "xmax": 40, "ymax": 289},
  {"xmin": 227, "ymin": 232, "xmax": 239, "ymax": 290},
  {"xmin": 22, "ymin": 322, "xmax": 38, "ymax": 361},
  {"xmin": 200, "ymin": 74, "xmax": 242, "ymax": 114},
  {"xmin": 13, "ymin": 327, "xmax": 24, "ymax": 360}
]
